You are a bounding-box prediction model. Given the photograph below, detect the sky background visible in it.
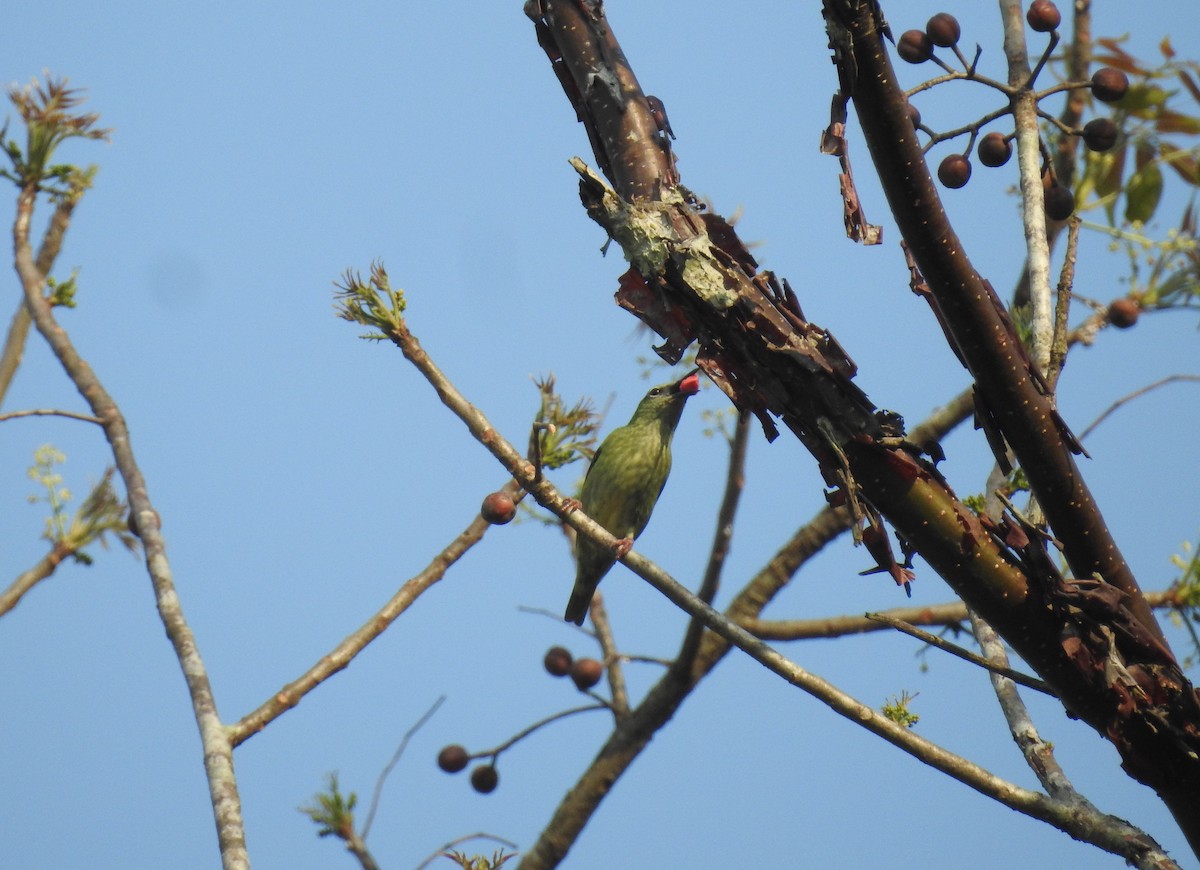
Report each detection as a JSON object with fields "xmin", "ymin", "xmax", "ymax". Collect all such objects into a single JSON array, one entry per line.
[{"xmin": 3, "ymin": 2, "xmax": 1199, "ymax": 868}]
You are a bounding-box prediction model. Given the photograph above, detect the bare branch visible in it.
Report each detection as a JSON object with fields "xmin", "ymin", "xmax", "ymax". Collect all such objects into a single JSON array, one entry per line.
[
  {"xmin": 13, "ymin": 182, "xmax": 247, "ymax": 867},
  {"xmin": 227, "ymin": 481, "xmax": 519, "ymax": 745},
  {"xmin": 867, "ymin": 611, "xmax": 1052, "ymax": 695},
  {"xmin": 0, "ymin": 407, "xmax": 103, "ymax": 424}
]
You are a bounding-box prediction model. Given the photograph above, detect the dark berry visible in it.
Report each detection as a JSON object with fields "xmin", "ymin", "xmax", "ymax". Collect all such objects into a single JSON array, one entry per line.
[
  {"xmin": 1026, "ymin": 0, "xmax": 1061, "ymax": 33},
  {"xmin": 480, "ymin": 491, "xmax": 516, "ymax": 525},
  {"xmin": 977, "ymin": 132, "xmax": 1013, "ymax": 168},
  {"xmin": 437, "ymin": 744, "xmax": 470, "ymax": 774},
  {"xmin": 470, "ymin": 764, "xmax": 499, "ymax": 794},
  {"xmin": 1092, "ymin": 68, "xmax": 1129, "ymax": 104},
  {"xmin": 543, "ymin": 646, "xmax": 573, "ymax": 677},
  {"xmin": 937, "ymin": 154, "xmax": 972, "ymax": 189},
  {"xmin": 897, "ymin": 30, "xmax": 934, "ymax": 64},
  {"xmin": 1082, "ymin": 117, "xmax": 1118, "ymax": 152},
  {"xmin": 570, "ymin": 657, "xmax": 604, "ymax": 690},
  {"xmin": 926, "ymin": 13, "xmax": 961, "ymax": 48},
  {"xmin": 1107, "ymin": 298, "xmax": 1140, "ymax": 329},
  {"xmin": 1044, "ymin": 184, "xmax": 1075, "ymax": 220}
]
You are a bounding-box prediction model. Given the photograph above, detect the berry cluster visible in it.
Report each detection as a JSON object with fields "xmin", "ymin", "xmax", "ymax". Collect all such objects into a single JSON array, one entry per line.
[
  {"xmin": 435, "ymin": 646, "xmax": 608, "ymax": 795},
  {"xmin": 898, "ymin": 4, "xmax": 1130, "ymax": 221}
]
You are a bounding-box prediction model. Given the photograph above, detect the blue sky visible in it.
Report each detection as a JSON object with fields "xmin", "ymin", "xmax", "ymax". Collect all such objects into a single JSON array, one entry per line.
[{"xmin": 3, "ymin": 2, "xmax": 1199, "ymax": 868}]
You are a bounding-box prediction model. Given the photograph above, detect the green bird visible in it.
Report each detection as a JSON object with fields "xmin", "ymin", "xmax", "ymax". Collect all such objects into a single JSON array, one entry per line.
[{"xmin": 564, "ymin": 370, "xmax": 701, "ymax": 625}]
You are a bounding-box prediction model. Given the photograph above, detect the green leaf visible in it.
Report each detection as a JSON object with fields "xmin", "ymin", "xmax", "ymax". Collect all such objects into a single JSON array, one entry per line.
[
  {"xmin": 1125, "ymin": 161, "xmax": 1164, "ymax": 223},
  {"xmin": 1117, "ymin": 83, "xmax": 1169, "ymax": 117}
]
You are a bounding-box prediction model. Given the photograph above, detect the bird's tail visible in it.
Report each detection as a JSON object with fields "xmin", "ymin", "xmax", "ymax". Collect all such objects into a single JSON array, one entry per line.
[{"xmin": 563, "ymin": 586, "xmax": 592, "ymax": 626}]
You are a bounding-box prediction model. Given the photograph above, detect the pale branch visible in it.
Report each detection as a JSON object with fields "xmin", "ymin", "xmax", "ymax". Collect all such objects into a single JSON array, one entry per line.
[
  {"xmin": 866, "ymin": 610, "xmax": 1051, "ymax": 694},
  {"xmin": 0, "ymin": 543, "xmax": 73, "ymax": 617},
  {"xmin": 227, "ymin": 479, "xmax": 521, "ymax": 746},
  {"xmin": 586, "ymin": 594, "xmax": 630, "ymax": 719},
  {"xmin": 675, "ymin": 408, "xmax": 750, "ymax": 672},
  {"xmin": 966, "ymin": 614, "xmax": 1176, "ymax": 870},
  {"xmin": 969, "ymin": 611, "xmax": 1074, "ymax": 797},
  {"xmin": 744, "ymin": 589, "xmax": 1187, "ymax": 642},
  {"xmin": 347, "ymin": 294, "xmax": 1173, "ymax": 870},
  {"xmin": 999, "ymin": 0, "xmax": 1053, "ymax": 370},
  {"xmin": 0, "ymin": 189, "xmax": 80, "ymax": 406},
  {"xmin": 12, "ymin": 184, "xmax": 248, "ymax": 870},
  {"xmin": 0, "ymin": 407, "xmax": 103, "ymax": 424}
]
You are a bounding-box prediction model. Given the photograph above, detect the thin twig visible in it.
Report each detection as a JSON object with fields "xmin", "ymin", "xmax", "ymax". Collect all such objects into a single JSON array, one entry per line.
[
  {"xmin": 414, "ymin": 833, "xmax": 520, "ymax": 870},
  {"xmin": 227, "ymin": 480, "xmax": 520, "ymax": 745},
  {"xmin": 0, "ymin": 407, "xmax": 103, "ymax": 424},
  {"xmin": 361, "ymin": 696, "xmax": 445, "ymax": 840},
  {"xmin": 1046, "ymin": 217, "xmax": 1080, "ymax": 392},
  {"xmin": 1078, "ymin": 375, "xmax": 1200, "ymax": 442},
  {"xmin": 473, "ymin": 704, "xmax": 607, "ymax": 760},
  {"xmin": 675, "ymin": 409, "xmax": 751, "ymax": 674},
  {"xmin": 866, "ymin": 611, "xmax": 1052, "ymax": 694},
  {"xmin": 743, "ymin": 589, "xmax": 1183, "ymax": 641}
]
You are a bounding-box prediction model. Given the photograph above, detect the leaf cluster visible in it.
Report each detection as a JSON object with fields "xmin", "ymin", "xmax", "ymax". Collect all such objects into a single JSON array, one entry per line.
[{"xmin": 2, "ymin": 76, "xmax": 109, "ymax": 192}]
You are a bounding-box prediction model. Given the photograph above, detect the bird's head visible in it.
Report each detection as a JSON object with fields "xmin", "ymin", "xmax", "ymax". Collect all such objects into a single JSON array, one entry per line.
[{"xmin": 630, "ymin": 369, "xmax": 701, "ymax": 428}]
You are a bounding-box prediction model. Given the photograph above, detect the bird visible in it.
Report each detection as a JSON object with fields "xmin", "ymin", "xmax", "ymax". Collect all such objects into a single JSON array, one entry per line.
[{"xmin": 564, "ymin": 369, "xmax": 701, "ymax": 625}]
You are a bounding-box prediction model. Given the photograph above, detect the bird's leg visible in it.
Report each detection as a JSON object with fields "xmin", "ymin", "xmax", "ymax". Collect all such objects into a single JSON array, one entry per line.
[
  {"xmin": 562, "ymin": 497, "xmax": 582, "ymax": 513},
  {"xmin": 612, "ymin": 538, "xmax": 634, "ymax": 558}
]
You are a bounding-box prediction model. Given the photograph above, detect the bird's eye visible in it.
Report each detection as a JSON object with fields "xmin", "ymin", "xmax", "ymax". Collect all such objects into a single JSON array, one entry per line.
[{"xmin": 650, "ymin": 387, "xmax": 663, "ymax": 396}]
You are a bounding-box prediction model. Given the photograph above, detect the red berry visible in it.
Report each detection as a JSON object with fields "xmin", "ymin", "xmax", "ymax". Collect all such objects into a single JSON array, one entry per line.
[
  {"xmin": 543, "ymin": 646, "xmax": 573, "ymax": 677},
  {"xmin": 1107, "ymin": 298, "xmax": 1140, "ymax": 329},
  {"xmin": 926, "ymin": 13, "xmax": 961, "ymax": 48},
  {"xmin": 977, "ymin": 132, "xmax": 1012, "ymax": 168},
  {"xmin": 1091, "ymin": 68, "xmax": 1129, "ymax": 104},
  {"xmin": 897, "ymin": 30, "xmax": 934, "ymax": 64},
  {"xmin": 937, "ymin": 154, "xmax": 972, "ymax": 189},
  {"xmin": 1026, "ymin": 0, "xmax": 1061, "ymax": 33},
  {"xmin": 1044, "ymin": 184, "xmax": 1075, "ymax": 220},
  {"xmin": 480, "ymin": 491, "xmax": 516, "ymax": 525},
  {"xmin": 1082, "ymin": 117, "xmax": 1118, "ymax": 152},
  {"xmin": 470, "ymin": 764, "xmax": 499, "ymax": 794},
  {"xmin": 570, "ymin": 657, "xmax": 604, "ymax": 690},
  {"xmin": 437, "ymin": 745, "xmax": 470, "ymax": 774}
]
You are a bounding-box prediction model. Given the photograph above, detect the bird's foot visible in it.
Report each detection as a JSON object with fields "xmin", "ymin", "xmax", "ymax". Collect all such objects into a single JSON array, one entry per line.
[
  {"xmin": 562, "ymin": 497, "xmax": 582, "ymax": 513},
  {"xmin": 613, "ymin": 538, "xmax": 634, "ymax": 558}
]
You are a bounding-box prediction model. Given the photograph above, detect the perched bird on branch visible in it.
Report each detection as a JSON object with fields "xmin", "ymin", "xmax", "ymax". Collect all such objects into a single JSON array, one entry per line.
[{"xmin": 564, "ymin": 370, "xmax": 701, "ymax": 625}]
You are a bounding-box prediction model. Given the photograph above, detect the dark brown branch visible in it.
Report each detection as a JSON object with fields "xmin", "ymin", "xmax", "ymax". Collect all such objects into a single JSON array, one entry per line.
[
  {"xmin": 525, "ymin": 1, "xmax": 1197, "ymax": 862},
  {"xmin": 823, "ymin": 2, "xmax": 1199, "ymax": 853}
]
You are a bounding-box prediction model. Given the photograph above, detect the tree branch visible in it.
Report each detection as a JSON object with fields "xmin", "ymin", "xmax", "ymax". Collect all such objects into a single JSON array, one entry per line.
[
  {"xmin": 227, "ymin": 480, "xmax": 518, "ymax": 745},
  {"xmin": 12, "ymin": 183, "xmax": 248, "ymax": 869}
]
